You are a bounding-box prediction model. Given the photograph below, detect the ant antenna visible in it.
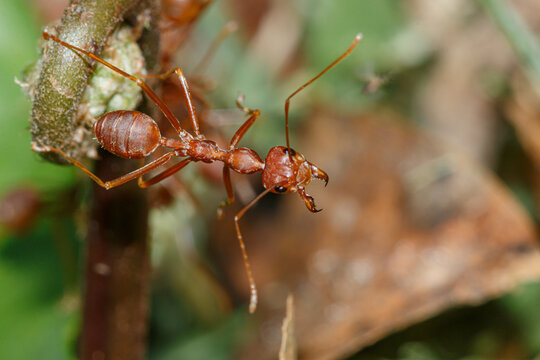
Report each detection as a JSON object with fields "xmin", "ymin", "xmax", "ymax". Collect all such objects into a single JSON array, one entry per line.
[{"xmin": 284, "ymin": 33, "xmax": 363, "ymax": 153}]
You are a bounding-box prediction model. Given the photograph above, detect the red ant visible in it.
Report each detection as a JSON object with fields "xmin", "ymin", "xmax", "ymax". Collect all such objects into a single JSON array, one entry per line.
[{"xmin": 33, "ymin": 31, "xmax": 362, "ymax": 313}]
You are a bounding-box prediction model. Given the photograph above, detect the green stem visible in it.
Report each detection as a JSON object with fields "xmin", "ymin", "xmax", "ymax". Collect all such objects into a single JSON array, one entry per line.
[
  {"xmin": 479, "ymin": 0, "xmax": 540, "ymax": 95},
  {"xmin": 30, "ymin": 0, "xmax": 141, "ymax": 164}
]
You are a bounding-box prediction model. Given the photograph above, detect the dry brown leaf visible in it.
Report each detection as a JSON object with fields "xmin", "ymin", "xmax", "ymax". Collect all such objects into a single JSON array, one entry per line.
[{"xmin": 210, "ymin": 110, "xmax": 540, "ymax": 360}]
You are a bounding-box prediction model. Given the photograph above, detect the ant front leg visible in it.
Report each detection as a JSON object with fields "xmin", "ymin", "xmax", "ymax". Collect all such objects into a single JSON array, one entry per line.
[{"xmin": 32, "ymin": 143, "xmax": 175, "ymax": 189}]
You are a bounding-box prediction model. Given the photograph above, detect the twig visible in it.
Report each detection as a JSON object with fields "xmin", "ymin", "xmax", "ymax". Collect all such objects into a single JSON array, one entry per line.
[
  {"xmin": 479, "ymin": 0, "xmax": 540, "ymax": 96},
  {"xmin": 31, "ymin": 0, "xmax": 145, "ymax": 164}
]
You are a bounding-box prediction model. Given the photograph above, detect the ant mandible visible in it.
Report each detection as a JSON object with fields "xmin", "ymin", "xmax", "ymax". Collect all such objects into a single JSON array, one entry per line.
[{"xmin": 33, "ymin": 30, "xmax": 362, "ymax": 313}]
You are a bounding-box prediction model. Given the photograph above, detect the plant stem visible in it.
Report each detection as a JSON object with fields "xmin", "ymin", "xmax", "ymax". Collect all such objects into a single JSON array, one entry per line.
[
  {"xmin": 80, "ymin": 1, "xmax": 160, "ymax": 358},
  {"xmin": 83, "ymin": 152, "xmax": 151, "ymax": 360},
  {"xmin": 31, "ymin": 0, "xmax": 142, "ymax": 164},
  {"xmin": 479, "ymin": 0, "xmax": 540, "ymax": 96}
]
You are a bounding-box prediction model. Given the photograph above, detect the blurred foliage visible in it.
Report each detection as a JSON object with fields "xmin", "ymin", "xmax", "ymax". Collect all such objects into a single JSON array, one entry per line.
[
  {"xmin": 0, "ymin": 221, "xmax": 79, "ymax": 360},
  {"xmin": 0, "ymin": 1, "xmax": 78, "ymax": 359},
  {"xmin": 1, "ymin": 0, "xmax": 540, "ymax": 359},
  {"xmin": 501, "ymin": 282, "xmax": 540, "ymax": 355},
  {"xmin": 480, "ymin": 0, "xmax": 540, "ymax": 95},
  {"xmin": 350, "ymin": 299, "xmax": 525, "ymax": 360},
  {"xmin": 0, "ymin": 1, "xmax": 76, "ymax": 194},
  {"xmin": 151, "ymin": 310, "xmax": 249, "ymax": 360}
]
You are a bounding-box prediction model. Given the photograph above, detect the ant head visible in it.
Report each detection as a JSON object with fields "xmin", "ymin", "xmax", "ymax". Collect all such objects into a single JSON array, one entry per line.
[{"xmin": 262, "ymin": 146, "xmax": 328, "ymax": 212}]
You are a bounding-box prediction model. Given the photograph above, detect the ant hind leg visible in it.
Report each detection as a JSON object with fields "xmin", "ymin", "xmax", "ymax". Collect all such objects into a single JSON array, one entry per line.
[{"xmin": 31, "ymin": 143, "xmax": 175, "ymax": 189}]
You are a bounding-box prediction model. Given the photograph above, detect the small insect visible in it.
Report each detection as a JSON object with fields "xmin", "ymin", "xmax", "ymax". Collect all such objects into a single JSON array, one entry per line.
[
  {"xmin": 33, "ymin": 31, "xmax": 362, "ymax": 312},
  {"xmin": 362, "ymin": 73, "xmax": 388, "ymax": 94}
]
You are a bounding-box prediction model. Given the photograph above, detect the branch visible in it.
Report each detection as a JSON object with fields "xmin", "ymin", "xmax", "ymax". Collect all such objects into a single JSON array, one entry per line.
[{"xmin": 30, "ymin": 0, "xmax": 144, "ymax": 164}]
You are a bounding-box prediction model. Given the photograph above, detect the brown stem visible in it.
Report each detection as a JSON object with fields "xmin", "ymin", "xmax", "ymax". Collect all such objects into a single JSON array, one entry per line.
[
  {"xmin": 80, "ymin": 2, "xmax": 160, "ymax": 359},
  {"xmin": 83, "ymin": 150, "xmax": 151, "ymax": 360}
]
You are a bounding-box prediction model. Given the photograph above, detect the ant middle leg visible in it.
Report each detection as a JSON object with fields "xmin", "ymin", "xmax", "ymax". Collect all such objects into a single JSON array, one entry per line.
[{"xmin": 217, "ymin": 96, "xmax": 261, "ymax": 215}]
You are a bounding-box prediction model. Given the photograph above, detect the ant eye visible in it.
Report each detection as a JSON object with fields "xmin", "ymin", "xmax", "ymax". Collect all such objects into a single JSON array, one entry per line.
[
  {"xmin": 283, "ymin": 148, "xmax": 296, "ymax": 156},
  {"xmin": 274, "ymin": 186, "xmax": 287, "ymax": 193}
]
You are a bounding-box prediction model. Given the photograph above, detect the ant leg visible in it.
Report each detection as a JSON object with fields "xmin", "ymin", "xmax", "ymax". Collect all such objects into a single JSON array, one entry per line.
[
  {"xmin": 140, "ymin": 67, "xmax": 201, "ymax": 137},
  {"xmin": 138, "ymin": 157, "xmax": 192, "ymax": 188},
  {"xmin": 216, "ymin": 96, "xmax": 261, "ymax": 216},
  {"xmin": 32, "ymin": 143, "xmax": 175, "ymax": 189},
  {"xmin": 217, "ymin": 165, "xmax": 233, "ymax": 218},
  {"xmin": 189, "ymin": 86, "xmax": 212, "ymax": 111},
  {"xmin": 180, "ymin": 21, "xmax": 238, "ymax": 117},
  {"xmin": 229, "ymin": 94, "xmax": 261, "ymax": 148},
  {"xmin": 42, "ymin": 32, "xmax": 191, "ymax": 142},
  {"xmin": 233, "ymin": 186, "xmax": 276, "ymax": 313},
  {"xmin": 145, "ymin": 20, "xmax": 238, "ymax": 115},
  {"xmin": 230, "ymin": 110, "xmax": 260, "ymax": 148},
  {"xmin": 216, "ymin": 95, "xmax": 261, "ymax": 216},
  {"xmin": 235, "ymin": 93, "xmax": 256, "ymax": 115}
]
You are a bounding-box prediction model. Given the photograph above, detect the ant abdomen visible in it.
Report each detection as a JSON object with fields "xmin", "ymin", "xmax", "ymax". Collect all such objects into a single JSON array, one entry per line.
[{"xmin": 94, "ymin": 110, "xmax": 161, "ymax": 159}]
